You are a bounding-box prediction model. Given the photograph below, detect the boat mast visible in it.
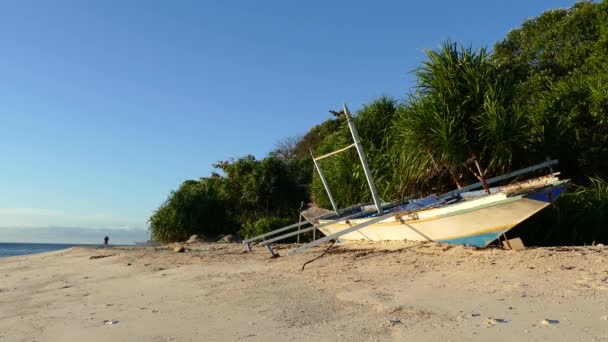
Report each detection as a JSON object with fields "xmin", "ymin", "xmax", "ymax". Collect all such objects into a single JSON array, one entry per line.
[
  {"xmin": 343, "ymin": 104, "xmax": 383, "ymax": 214},
  {"xmin": 310, "ymin": 149, "xmax": 339, "ymax": 214}
]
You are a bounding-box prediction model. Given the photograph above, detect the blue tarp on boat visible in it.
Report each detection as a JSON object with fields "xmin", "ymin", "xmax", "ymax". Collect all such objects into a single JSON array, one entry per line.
[{"xmin": 397, "ymin": 195, "xmax": 440, "ymax": 211}]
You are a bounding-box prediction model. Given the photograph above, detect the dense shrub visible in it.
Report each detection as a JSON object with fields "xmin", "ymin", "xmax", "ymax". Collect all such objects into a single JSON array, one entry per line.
[
  {"xmin": 149, "ymin": 156, "xmax": 306, "ymax": 243},
  {"xmin": 149, "ymin": 178, "xmax": 228, "ymax": 242}
]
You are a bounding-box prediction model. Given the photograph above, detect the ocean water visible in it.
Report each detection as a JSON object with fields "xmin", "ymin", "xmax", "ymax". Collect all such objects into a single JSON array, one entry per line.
[{"xmin": 0, "ymin": 242, "xmax": 97, "ymax": 258}]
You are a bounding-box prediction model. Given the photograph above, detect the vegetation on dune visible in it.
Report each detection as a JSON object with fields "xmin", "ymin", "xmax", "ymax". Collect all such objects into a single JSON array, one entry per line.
[
  {"xmin": 491, "ymin": 0, "xmax": 608, "ymax": 184},
  {"xmin": 149, "ymin": 156, "xmax": 306, "ymax": 242},
  {"xmin": 149, "ymin": 177, "xmax": 228, "ymax": 242},
  {"xmin": 389, "ymin": 42, "xmax": 526, "ymax": 194},
  {"xmin": 311, "ymin": 96, "xmax": 399, "ymax": 209},
  {"xmin": 150, "ymin": 1, "xmax": 608, "ymax": 245}
]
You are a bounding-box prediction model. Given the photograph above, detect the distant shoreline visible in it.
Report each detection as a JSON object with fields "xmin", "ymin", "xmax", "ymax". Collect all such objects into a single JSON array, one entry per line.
[{"xmin": 0, "ymin": 242, "xmax": 123, "ymax": 258}]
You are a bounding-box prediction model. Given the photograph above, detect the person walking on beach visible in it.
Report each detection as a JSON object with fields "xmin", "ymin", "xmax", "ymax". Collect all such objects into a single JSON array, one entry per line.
[{"xmin": 104, "ymin": 236, "xmax": 109, "ymax": 247}]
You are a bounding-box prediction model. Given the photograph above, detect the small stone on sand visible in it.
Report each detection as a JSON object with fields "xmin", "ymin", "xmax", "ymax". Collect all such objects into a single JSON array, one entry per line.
[
  {"xmin": 217, "ymin": 234, "xmax": 238, "ymax": 243},
  {"xmin": 380, "ymin": 319, "xmax": 402, "ymax": 328},
  {"xmin": 484, "ymin": 318, "xmax": 507, "ymax": 325},
  {"xmin": 483, "ymin": 318, "xmax": 497, "ymax": 325},
  {"xmin": 186, "ymin": 235, "xmax": 201, "ymax": 243}
]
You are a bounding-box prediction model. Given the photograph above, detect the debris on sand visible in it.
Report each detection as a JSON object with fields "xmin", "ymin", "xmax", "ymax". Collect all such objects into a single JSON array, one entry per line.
[
  {"xmin": 540, "ymin": 319, "xmax": 559, "ymax": 326},
  {"xmin": 217, "ymin": 234, "xmax": 239, "ymax": 243},
  {"xmin": 380, "ymin": 319, "xmax": 402, "ymax": 328},
  {"xmin": 103, "ymin": 320, "xmax": 119, "ymax": 325},
  {"xmin": 186, "ymin": 235, "xmax": 202, "ymax": 244},
  {"xmin": 483, "ymin": 318, "xmax": 497, "ymax": 325},
  {"xmin": 483, "ymin": 318, "xmax": 507, "ymax": 326},
  {"xmin": 89, "ymin": 255, "xmax": 113, "ymax": 260},
  {"xmin": 173, "ymin": 246, "xmax": 185, "ymax": 253}
]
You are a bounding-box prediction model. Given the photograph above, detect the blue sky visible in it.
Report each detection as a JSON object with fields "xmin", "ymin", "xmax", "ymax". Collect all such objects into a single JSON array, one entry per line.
[{"xmin": 0, "ymin": 0, "xmax": 575, "ymax": 241}]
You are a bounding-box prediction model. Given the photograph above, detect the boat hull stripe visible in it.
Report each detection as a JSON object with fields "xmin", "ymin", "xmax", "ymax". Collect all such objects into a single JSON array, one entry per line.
[{"xmin": 437, "ymin": 229, "xmax": 512, "ymax": 247}]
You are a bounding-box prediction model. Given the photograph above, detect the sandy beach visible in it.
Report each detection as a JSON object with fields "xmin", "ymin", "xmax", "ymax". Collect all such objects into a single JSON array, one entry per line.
[{"xmin": 1, "ymin": 241, "xmax": 607, "ymax": 341}]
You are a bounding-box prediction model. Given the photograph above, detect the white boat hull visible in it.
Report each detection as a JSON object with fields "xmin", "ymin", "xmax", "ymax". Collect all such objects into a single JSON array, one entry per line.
[{"xmin": 317, "ymin": 191, "xmax": 554, "ymax": 247}]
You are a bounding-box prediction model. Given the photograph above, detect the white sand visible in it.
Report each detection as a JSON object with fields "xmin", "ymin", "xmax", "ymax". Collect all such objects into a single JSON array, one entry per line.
[{"xmin": 1, "ymin": 241, "xmax": 607, "ymax": 341}]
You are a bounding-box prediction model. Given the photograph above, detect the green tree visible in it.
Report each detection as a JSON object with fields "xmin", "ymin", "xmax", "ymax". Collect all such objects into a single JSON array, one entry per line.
[
  {"xmin": 149, "ymin": 155, "xmax": 307, "ymax": 242},
  {"xmin": 310, "ymin": 97, "xmax": 399, "ymax": 209},
  {"xmin": 215, "ymin": 155, "xmax": 305, "ymax": 221},
  {"xmin": 391, "ymin": 41, "xmax": 527, "ymax": 193},
  {"xmin": 149, "ymin": 177, "xmax": 228, "ymax": 242},
  {"xmin": 491, "ymin": 0, "xmax": 608, "ymax": 182}
]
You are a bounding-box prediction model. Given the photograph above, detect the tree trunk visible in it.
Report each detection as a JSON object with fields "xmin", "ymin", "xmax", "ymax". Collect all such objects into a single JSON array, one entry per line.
[
  {"xmin": 473, "ymin": 159, "xmax": 491, "ymax": 194},
  {"xmin": 464, "ymin": 157, "xmax": 491, "ymax": 194},
  {"xmin": 449, "ymin": 169, "xmax": 464, "ymax": 189}
]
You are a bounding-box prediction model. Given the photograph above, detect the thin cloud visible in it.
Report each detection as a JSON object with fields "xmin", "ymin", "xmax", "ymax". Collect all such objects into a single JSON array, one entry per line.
[{"xmin": 0, "ymin": 207, "xmax": 146, "ymax": 229}]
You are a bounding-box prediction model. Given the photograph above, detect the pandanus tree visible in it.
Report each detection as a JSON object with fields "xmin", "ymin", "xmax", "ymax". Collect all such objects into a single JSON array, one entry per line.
[{"xmin": 391, "ymin": 41, "xmax": 528, "ymax": 192}]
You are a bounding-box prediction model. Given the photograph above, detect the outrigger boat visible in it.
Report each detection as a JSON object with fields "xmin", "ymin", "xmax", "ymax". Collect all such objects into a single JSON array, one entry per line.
[
  {"xmin": 314, "ymin": 174, "xmax": 568, "ymax": 247},
  {"xmin": 243, "ymin": 104, "xmax": 569, "ymax": 256}
]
